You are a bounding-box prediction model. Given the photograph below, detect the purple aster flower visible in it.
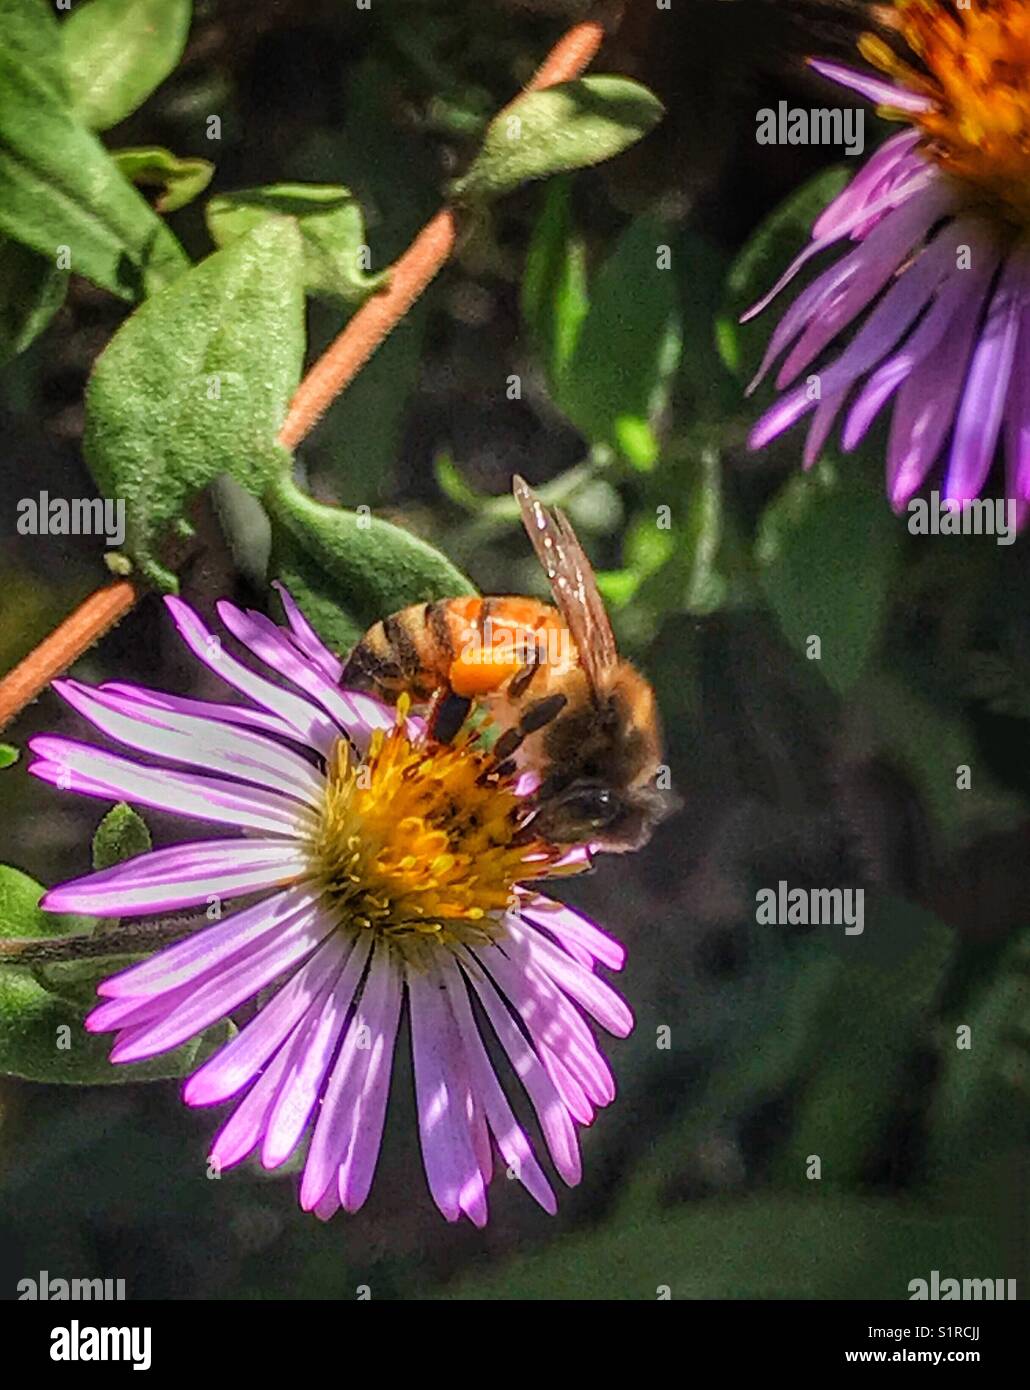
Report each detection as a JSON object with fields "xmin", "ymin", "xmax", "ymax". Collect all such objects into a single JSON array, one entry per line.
[
  {"xmin": 744, "ymin": 0, "xmax": 1030, "ymax": 522},
  {"xmin": 28, "ymin": 586, "xmax": 631, "ymax": 1226}
]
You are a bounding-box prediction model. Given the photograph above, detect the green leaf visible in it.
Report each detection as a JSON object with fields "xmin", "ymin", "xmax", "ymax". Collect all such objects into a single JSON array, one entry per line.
[
  {"xmin": 84, "ymin": 217, "xmax": 305, "ymax": 589},
  {"xmin": 1, "ymin": 865, "xmax": 85, "ymax": 939},
  {"xmin": 755, "ymin": 457, "xmax": 900, "ymax": 694},
  {"xmin": 0, "ymin": 0, "xmax": 189, "ymax": 299},
  {"xmin": 206, "ymin": 183, "xmax": 388, "ymax": 306},
  {"xmin": 521, "ymin": 177, "xmax": 588, "ymax": 384},
  {"xmin": 2, "ymin": 0, "xmax": 69, "ymax": 102},
  {"xmin": 0, "ymin": 235, "xmax": 67, "ymax": 365},
  {"xmin": 0, "ymin": 744, "xmax": 18, "ymax": 770},
  {"xmin": 717, "ymin": 165, "xmax": 849, "ymax": 384},
  {"xmin": 0, "ymin": 864, "xmax": 227, "ymax": 1083},
  {"xmin": 62, "ymin": 0, "xmax": 192, "ymax": 132},
  {"xmin": 557, "ymin": 215, "xmax": 682, "ymax": 464},
  {"xmin": 266, "ymin": 472, "xmax": 476, "ymax": 655},
  {"xmin": 113, "ymin": 146, "xmax": 213, "ymax": 214},
  {"xmin": 91, "ymin": 803, "xmax": 152, "ymax": 871},
  {"xmin": 451, "ymin": 76, "xmax": 664, "ymax": 203}
]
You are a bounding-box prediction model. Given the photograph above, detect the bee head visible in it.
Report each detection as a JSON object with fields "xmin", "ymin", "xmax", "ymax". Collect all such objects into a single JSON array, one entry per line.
[{"xmin": 530, "ymin": 779, "xmax": 681, "ymax": 853}]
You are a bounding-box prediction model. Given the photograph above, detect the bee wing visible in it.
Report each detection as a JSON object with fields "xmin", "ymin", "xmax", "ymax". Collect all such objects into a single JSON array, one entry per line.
[{"xmin": 513, "ymin": 475, "xmax": 617, "ymax": 694}]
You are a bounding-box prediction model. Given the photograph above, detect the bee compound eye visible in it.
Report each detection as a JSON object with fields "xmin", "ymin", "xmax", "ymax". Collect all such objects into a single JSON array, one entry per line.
[{"xmin": 563, "ymin": 787, "xmax": 619, "ymax": 826}]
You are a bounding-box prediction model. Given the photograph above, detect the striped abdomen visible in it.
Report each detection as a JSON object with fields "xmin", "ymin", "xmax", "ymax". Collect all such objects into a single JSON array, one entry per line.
[{"xmin": 340, "ymin": 595, "xmax": 572, "ymax": 703}]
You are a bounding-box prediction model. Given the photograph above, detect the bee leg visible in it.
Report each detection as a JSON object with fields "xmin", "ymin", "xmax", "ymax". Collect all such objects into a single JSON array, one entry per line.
[
  {"xmin": 427, "ymin": 689, "xmax": 472, "ymax": 744},
  {"xmin": 489, "ymin": 691, "xmax": 569, "ymax": 768}
]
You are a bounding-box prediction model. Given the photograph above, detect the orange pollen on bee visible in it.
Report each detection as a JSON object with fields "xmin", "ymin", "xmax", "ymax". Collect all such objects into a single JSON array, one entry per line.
[
  {"xmin": 307, "ymin": 698, "xmax": 563, "ymax": 961},
  {"xmin": 860, "ymin": 0, "xmax": 1030, "ymax": 225}
]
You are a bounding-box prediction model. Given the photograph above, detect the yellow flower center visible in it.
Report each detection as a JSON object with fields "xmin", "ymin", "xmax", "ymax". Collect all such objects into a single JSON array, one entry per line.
[
  {"xmin": 309, "ymin": 700, "xmax": 564, "ymax": 961},
  {"xmin": 862, "ymin": 0, "xmax": 1030, "ymax": 224}
]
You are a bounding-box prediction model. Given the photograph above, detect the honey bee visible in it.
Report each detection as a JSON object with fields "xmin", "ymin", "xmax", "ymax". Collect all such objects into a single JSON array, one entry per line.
[{"xmin": 340, "ymin": 476, "xmax": 676, "ymax": 852}]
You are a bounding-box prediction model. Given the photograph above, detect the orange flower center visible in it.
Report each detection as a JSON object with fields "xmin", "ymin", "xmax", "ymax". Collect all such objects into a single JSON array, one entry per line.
[{"xmin": 862, "ymin": 0, "xmax": 1030, "ymax": 224}]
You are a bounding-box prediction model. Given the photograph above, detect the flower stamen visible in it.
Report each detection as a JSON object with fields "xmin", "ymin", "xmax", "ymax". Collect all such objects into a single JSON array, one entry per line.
[
  {"xmin": 310, "ymin": 703, "xmax": 561, "ymax": 960},
  {"xmin": 865, "ymin": 0, "xmax": 1030, "ymax": 224}
]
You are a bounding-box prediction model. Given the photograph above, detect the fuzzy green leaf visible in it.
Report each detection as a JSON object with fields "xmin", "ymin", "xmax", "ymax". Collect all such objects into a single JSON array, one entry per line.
[
  {"xmin": 0, "ymin": 744, "xmax": 18, "ymax": 770},
  {"xmin": 113, "ymin": 146, "xmax": 213, "ymax": 214},
  {"xmin": 62, "ymin": 0, "xmax": 192, "ymax": 132},
  {"xmin": 84, "ymin": 218, "xmax": 306, "ymax": 589},
  {"xmin": 0, "ymin": 0, "xmax": 189, "ymax": 299},
  {"xmin": 452, "ymin": 76, "xmax": 664, "ymax": 203},
  {"xmin": 206, "ymin": 183, "xmax": 388, "ymax": 305},
  {"xmin": 1, "ymin": 865, "xmax": 86, "ymax": 940},
  {"xmin": 2, "ymin": 0, "xmax": 69, "ymax": 102},
  {"xmin": 91, "ymin": 803, "xmax": 152, "ymax": 871},
  {"xmin": 266, "ymin": 472, "xmax": 475, "ymax": 656},
  {"xmin": 0, "ymin": 864, "xmax": 228, "ymax": 1083},
  {"xmin": 756, "ymin": 458, "xmax": 900, "ymax": 694}
]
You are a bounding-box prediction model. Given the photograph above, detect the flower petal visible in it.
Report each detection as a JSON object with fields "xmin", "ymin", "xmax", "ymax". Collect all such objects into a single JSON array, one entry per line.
[
  {"xmin": 53, "ymin": 679, "xmax": 326, "ymax": 807},
  {"xmin": 42, "ymin": 839, "xmax": 312, "ymax": 917},
  {"xmin": 334, "ymin": 946, "xmax": 404, "ymax": 1213},
  {"xmin": 806, "ymin": 59, "xmax": 934, "ymax": 114},
  {"xmin": 100, "ymin": 681, "xmax": 302, "ymax": 745},
  {"xmin": 462, "ymin": 950, "xmax": 581, "ymax": 1187},
  {"xmin": 774, "ymin": 180, "xmax": 956, "ymax": 389},
  {"xmin": 742, "ymin": 164, "xmax": 942, "ymax": 324},
  {"xmin": 28, "ymin": 737, "xmax": 314, "ymax": 837},
  {"xmin": 299, "ymin": 941, "xmax": 400, "ymax": 1212},
  {"xmin": 182, "ymin": 932, "xmax": 350, "ymax": 1104},
  {"xmin": 164, "ymin": 596, "xmax": 340, "ymax": 755},
  {"xmin": 102, "ymin": 900, "xmax": 336, "ymax": 1062},
  {"xmin": 261, "ymin": 934, "xmax": 373, "ymax": 1168},
  {"xmin": 407, "ymin": 964, "xmax": 488, "ymax": 1225},
  {"xmin": 442, "ymin": 963, "xmax": 557, "ymax": 1213},
  {"xmin": 945, "ymin": 250, "xmax": 1030, "ymax": 503},
  {"xmin": 812, "ymin": 128, "xmax": 922, "ymax": 241},
  {"xmin": 520, "ymin": 896, "xmax": 625, "ymax": 970},
  {"xmin": 216, "ymin": 601, "xmax": 378, "ymax": 742},
  {"xmin": 507, "ymin": 915, "xmax": 634, "ymax": 1037},
  {"xmin": 273, "ymin": 582, "xmax": 344, "ymax": 683}
]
